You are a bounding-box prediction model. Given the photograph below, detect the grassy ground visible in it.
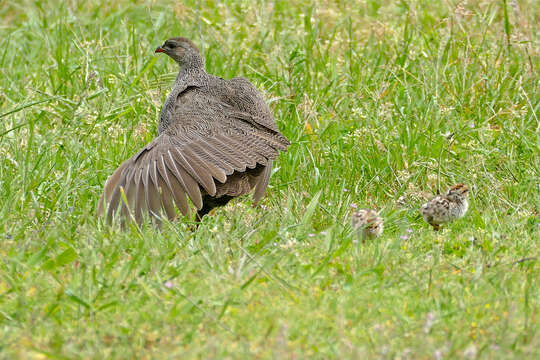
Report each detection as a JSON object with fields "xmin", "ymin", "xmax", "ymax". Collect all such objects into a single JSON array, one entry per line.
[{"xmin": 1, "ymin": 0, "xmax": 538, "ymax": 358}]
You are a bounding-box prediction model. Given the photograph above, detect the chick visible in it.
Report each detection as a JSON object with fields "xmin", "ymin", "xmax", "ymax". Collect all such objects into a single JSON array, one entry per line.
[
  {"xmin": 420, "ymin": 184, "xmax": 469, "ymax": 230},
  {"xmin": 351, "ymin": 209, "xmax": 384, "ymax": 240}
]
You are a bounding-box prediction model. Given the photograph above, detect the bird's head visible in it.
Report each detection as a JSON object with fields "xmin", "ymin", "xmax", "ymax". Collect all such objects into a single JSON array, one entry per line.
[
  {"xmin": 365, "ymin": 217, "xmax": 384, "ymax": 238},
  {"xmin": 155, "ymin": 37, "xmax": 203, "ymax": 69},
  {"xmin": 446, "ymin": 183, "xmax": 469, "ymax": 201},
  {"xmin": 351, "ymin": 209, "xmax": 384, "ymax": 239}
]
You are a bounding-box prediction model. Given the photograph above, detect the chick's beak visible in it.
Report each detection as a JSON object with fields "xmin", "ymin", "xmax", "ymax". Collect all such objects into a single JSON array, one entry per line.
[{"xmin": 155, "ymin": 46, "xmax": 165, "ymax": 53}]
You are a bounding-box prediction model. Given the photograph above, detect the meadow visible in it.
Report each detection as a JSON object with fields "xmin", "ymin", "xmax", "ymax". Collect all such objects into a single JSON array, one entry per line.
[{"xmin": 0, "ymin": 0, "xmax": 538, "ymax": 358}]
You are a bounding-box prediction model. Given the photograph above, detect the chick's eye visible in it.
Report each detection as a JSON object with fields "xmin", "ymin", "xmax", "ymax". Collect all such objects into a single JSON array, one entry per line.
[{"xmin": 165, "ymin": 42, "xmax": 176, "ymax": 48}]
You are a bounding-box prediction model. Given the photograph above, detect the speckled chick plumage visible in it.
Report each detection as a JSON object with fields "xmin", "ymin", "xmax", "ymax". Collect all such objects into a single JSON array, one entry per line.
[
  {"xmin": 351, "ymin": 209, "xmax": 384, "ymax": 240},
  {"xmin": 420, "ymin": 184, "xmax": 469, "ymax": 230}
]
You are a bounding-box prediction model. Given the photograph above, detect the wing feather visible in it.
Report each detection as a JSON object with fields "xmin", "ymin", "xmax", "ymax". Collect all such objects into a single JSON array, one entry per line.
[
  {"xmin": 182, "ymin": 147, "xmax": 225, "ymax": 189},
  {"xmin": 207, "ymin": 137, "xmax": 246, "ymax": 171},
  {"xmin": 142, "ymin": 164, "xmax": 161, "ymax": 218},
  {"xmin": 215, "ymin": 133, "xmax": 256, "ymax": 168},
  {"xmin": 171, "ymin": 147, "xmax": 216, "ymax": 196},
  {"xmin": 190, "ymin": 140, "xmax": 235, "ymax": 176},
  {"xmin": 97, "ymin": 160, "xmax": 129, "ymax": 216},
  {"xmin": 156, "ymin": 172, "xmax": 176, "ymax": 220},
  {"xmin": 227, "ymin": 134, "xmax": 266, "ymax": 166},
  {"xmin": 253, "ymin": 160, "xmax": 273, "ymax": 203},
  {"xmin": 165, "ymin": 149, "xmax": 203, "ymax": 209},
  {"xmin": 98, "ymin": 80, "xmax": 290, "ymax": 225},
  {"xmin": 160, "ymin": 154, "xmax": 190, "ymax": 216}
]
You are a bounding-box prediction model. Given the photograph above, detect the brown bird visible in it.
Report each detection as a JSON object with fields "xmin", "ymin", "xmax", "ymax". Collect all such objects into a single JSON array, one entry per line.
[
  {"xmin": 350, "ymin": 209, "xmax": 384, "ymax": 240},
  {"xmin": 420, "ymin": 183, "xmax": 469, "ymax": 230},
  {"xmin": 97, "ymin": 37, "xmax": 290, "ymax": 224}
]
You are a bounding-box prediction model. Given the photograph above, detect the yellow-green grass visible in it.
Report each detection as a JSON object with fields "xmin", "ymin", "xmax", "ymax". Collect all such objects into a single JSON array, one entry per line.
[{"xmin": 0, "ymin": 0, "xmax": 538, "ymax": 358}]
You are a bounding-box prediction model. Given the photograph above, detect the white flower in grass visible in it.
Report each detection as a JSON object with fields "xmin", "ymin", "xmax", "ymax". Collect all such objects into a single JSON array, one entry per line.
[{"xmin": 463, "ymin": 344, "xmax": 477, "ymax": 358}]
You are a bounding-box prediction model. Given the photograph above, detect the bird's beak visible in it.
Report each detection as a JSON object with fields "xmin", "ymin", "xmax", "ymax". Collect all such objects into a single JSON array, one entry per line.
[{"xmin": 155, "ymin": 46, "xmax": 165, "ymax": 53}]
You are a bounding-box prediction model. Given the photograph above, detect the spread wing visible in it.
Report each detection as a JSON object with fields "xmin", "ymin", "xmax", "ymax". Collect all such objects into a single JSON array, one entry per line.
[
  {"xmin": 220, "ymin": 77, "xmax": 290, "ymax": 199},
  {"xmin": 228, "ymin": 77, "xmax": 284, "ymax": 134},
  {"xmin": 97, "ymin": 110, "xmax": 289, "ymax": 224}
]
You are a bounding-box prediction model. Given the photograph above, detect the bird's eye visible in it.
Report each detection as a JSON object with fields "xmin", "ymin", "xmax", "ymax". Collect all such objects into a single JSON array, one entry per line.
[{"xmin": 165, "ymin": 41, "xmax": 177, "ymax": 48}]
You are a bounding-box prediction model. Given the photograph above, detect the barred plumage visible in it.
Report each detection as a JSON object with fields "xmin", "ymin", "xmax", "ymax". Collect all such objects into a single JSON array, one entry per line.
[{"xmin": 98, "ymin": 37, "xmax": 290, "ymax": 224}]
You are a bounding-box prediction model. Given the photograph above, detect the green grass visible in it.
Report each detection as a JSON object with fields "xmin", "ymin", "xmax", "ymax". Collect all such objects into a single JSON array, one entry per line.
[{"xmin": 1, "ymin": 0, "xmax": 539, "ymax": 358}]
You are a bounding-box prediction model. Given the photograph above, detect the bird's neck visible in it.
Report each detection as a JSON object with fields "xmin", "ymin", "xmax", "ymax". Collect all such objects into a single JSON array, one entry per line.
[{"xmin": 177, "ymin": 57, "xmax": 205, "ymax": 79}]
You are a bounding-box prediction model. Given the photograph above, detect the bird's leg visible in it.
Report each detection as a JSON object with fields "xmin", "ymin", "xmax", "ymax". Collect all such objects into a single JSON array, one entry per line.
[
  {"xmin": 192, "ymin": 196, "xmax": 213, "ymax": 228},
  {"xmin": 188, "ymin": 210, "xmax": 209, "ymax": 230},
  {"xmin": 196, "ymin": 203, "xmax": 213, "ymax": 222},
  {"xmin": 184, "ymin": 215, "xmax": 201, "ymax": 231},
  {"xmin": 431, "ymin": 223, "xmax": 440, "ymax": 231},
  {"xmin": 195, "ymin": 211, "xmax": 205, "ymax": 224}
]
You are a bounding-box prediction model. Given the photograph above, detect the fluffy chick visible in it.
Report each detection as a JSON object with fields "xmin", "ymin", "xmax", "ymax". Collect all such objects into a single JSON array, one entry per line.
[
  {"xmin": 420, "ymin": 183, "xmax": 469, "ymax": 230},
  {"xmin": 351, "ymin": 209, "xmax": 384, "ymax": 240}
]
